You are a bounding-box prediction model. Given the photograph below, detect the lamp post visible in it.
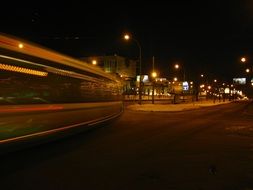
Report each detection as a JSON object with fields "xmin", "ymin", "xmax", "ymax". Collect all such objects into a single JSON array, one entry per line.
[
  {"xmin": 124, "ymin": 34, "xmax": 142, "ymax": 104},
  {"xmin": 174, "ymin": 63, "xmax": 185, "ymax": 81},
  {"xmin": 240, "ymin": 57, "xmax": 253, "ymax": 93},
  {"xmin": 151, "ymin": 56, "xmax": 157, "ymax": 104},
  {"xmin": 174, "ymin": 63, "xmax": 186, "ymax": 102}
]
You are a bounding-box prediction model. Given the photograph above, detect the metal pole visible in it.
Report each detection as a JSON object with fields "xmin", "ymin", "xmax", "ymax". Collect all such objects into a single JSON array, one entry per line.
[
  {"xmin": 139, "ymin": 44, "xmax": 142, "ymax": 105},
  {"xmin": 133, "ymin": 38, "xmax": 142, "ymax": 105},
  {"xmin": 152, "ymin": 56, "xmax": 155, "ymax": 104},
  {"xmin": 152, "ymin": 56, "xmax": 154, "ymax": 72},
  {"xmin": 152, "ymin": 82, "xmax": 155, "ymax": 104},
  {"xmin": 183, "ymin": 69, "xmax": 185, "ymax": 82}
]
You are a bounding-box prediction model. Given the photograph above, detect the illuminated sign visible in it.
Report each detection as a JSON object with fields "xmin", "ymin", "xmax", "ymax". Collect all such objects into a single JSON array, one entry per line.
[
  {"xmin": 137, "ymin": 75, "xmax": 149, "ymax": 83},
  {"xmin": 182, "ymin": 81, "xmax": 189, "ymax": 91},
  {"xmin": 233, "ymin": 78, "xmax": 246, "ymax": 85}
]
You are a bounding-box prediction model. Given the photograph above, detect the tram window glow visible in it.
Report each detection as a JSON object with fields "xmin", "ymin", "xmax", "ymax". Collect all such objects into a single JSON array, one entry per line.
[{"xmin": 0, "ymin": 63, "xmax": 48, "ymax": 77}]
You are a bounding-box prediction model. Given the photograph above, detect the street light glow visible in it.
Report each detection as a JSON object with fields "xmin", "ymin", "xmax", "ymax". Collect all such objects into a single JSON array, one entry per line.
[
  {"xmin": 152, "ymin": 71, "xmax": 157, "ymax": 78},
  {"xmin": 124, "ymin": 34, "xmax": 130, "ymax": 40},
  {"xmin": 241, "ymin": 57, "xmax": 246, "ymax": 63},
  {"xmin": 174, "ymin": 64, "xmax": 179, "ymax": 69},
  {"xmin": 173, "ymin": 77, "xmax": 178, "ymax": 81},
  {"xmin": 92, "ymin": 60, "xmax": 97, "ymax": 65},
  {"xmin": 246, "ymin": 68, "xmax": 250, "ymax": 73}
]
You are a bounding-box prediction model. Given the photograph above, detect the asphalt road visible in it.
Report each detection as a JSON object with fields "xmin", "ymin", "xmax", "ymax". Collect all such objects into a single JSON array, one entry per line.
[{"xmin": 1, "ymin": 101, "xmax": 253, "ymax": 190}]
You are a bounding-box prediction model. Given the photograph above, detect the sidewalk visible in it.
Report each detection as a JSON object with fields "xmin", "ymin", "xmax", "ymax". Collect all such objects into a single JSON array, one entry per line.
[{"xmin": 126, "ymin": 100, "xmax": 231, "ymax": 112}]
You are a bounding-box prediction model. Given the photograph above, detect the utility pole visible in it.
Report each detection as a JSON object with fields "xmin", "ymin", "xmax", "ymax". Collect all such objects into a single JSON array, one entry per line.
[{"xmin": 152, "ymin": 56, "xmax": 155, "ymax": 104}]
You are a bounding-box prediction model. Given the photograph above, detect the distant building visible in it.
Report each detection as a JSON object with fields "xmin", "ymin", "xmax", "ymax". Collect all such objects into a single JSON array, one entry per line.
[
  {"xmin": 80, "ymin": 55, "xmax": 137, "ymax": 94},
  {"xmin": 80, "ymin": 55, "xmax": 136, "ymax": 79}
]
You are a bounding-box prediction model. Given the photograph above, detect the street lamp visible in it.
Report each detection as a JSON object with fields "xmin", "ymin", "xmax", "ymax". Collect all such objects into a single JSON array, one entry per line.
[
  {"xmin": 241, "ymin": 57, "xmax": 246, "ymax": 63},
  {"xmin": 152, "ymin": 71, "xmax": 157, "ymax": 78},
  {"xmin": 124, "ymin": 33, "xmax": 142, "ymax": 104},
  {"xmin": 174, "ymin": 64, "xmax": 179, "ymax": 69},
  {"xmin": 151, "ymin": 71, "xmax": 157, "ymax": 104},
  {"xmin": 92, "ymin": 59, "xmax": 97, "ymax": 65},
  {"xmin": 174, "ymin": 63, "xmax": 185, "ymax": 81}
]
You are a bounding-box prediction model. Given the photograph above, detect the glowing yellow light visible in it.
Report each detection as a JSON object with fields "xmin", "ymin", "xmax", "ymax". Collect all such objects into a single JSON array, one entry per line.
[
  {"xmin": 124, "ymin": 34, "xmax": 130, "ymax": 40},
  {"xmin": 201, "ymin": 74, "xmax": 204, "ymax": 77},
  {"xmin": 246, "ymin": 68, "xmax": 250, "ymax": 73},
  {"xmin": 174, "ymin": 64, "xmax": 179, "ymax": 69},
  {"xmin": 208, "ymin": 86, "xmax": 211, "ymax": 90},
  {"xmin": 173, "ymin": 77, "xmax": 178, "ymax": 81},
  {"xmin": 92, "ymin": 60, "xmax": 97, "ymax": 65},
  {"xmin": 241, "ymin": 57, "xmax": 246, "ymax": 63},
  {"xmin": 0, "ymin": 63, "xmax": 48, "ymax": 77},
  {"xmin": 152, "ymin": 71, "xmax": 157, "ymax": 78},
  {"xmin": 18, "ymin": 43, "xmax": 24, "ymax": 49},
  {"xmin": 214, "ymin": 79, "xmax": 217, "ymax": 82}
]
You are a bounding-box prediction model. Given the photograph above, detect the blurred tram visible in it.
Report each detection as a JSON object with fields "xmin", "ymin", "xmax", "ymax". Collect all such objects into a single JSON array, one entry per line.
[{"xmin": 0, "ymin": 33, "xmax": 123, "ymax": 148}]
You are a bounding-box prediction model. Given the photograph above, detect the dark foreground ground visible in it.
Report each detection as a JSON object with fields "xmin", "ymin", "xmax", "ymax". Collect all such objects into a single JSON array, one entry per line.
[{"xmin": 0, "ymin": 101, "xmax": 253, "ymax": 190}]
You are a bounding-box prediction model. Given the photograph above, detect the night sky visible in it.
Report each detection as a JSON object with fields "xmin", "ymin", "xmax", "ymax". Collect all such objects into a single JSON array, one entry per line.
[{"xmin": 2, "ymin": 1, "xmax": 253, "ymax": 83}]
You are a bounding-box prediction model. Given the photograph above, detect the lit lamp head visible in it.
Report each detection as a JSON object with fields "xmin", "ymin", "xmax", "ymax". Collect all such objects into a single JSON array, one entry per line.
[
  {"xmin": 92, "ymin": 60, "xmax": 97, "ymax": 65},
  {"xmin": 241, "ymin": 57, "xmax": 246, "ymax": 63},
  {"xmin": 151, "ymin": 71, "xmax": 157, "ymax": 78},
  {"xmin": 174, "ymin": 64, "xmax": 179, "ymax": 69},
  {"xmin": 124, "ymin": 34, "xmax": 130, "ymax": 40}
]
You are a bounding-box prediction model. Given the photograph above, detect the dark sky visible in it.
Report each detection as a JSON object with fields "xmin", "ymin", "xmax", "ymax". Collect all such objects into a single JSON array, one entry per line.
[{"xmin": 2, "ymin": 1, "xmax": 253, "ymax": 82}]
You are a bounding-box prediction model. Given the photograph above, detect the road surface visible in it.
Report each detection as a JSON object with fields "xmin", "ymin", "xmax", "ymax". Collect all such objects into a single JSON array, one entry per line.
[{"xmin": 0, "ymin": 101, "xmax": 253, "ymax": 190}]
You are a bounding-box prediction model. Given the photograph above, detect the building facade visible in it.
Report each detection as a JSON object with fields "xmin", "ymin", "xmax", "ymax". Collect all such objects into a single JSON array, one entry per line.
[{"xmin": 80, "ymin": 55, "xmax": 137, "ymax": 94}]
